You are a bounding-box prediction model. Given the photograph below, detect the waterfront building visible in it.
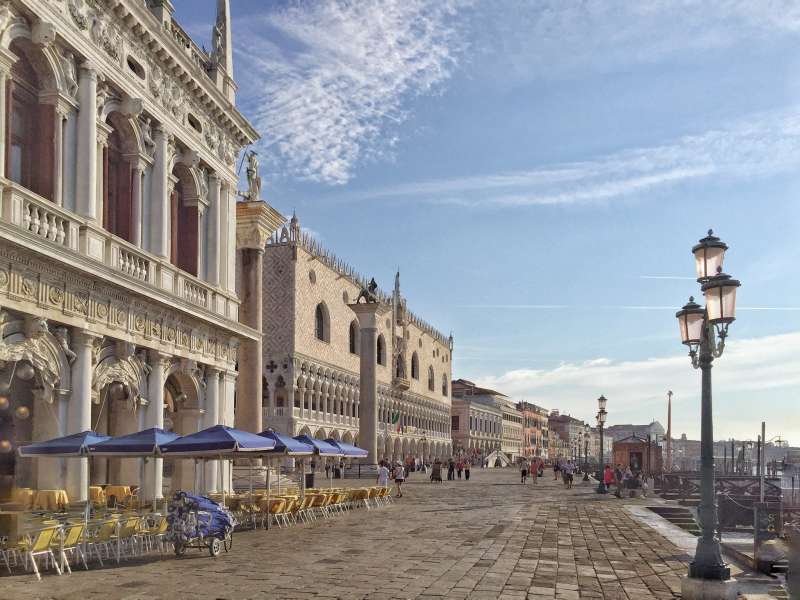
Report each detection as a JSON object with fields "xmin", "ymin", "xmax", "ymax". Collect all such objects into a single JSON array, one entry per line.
[
  {"xmin": 450, "ymin": 396, "xmax": 502, "ymax": 459},
  {"xmin": 260, "ymin": 216, "xmax": 454, "ymax": 463},
  {"xmin": 451, "ymin": 379, "xmax": 523, "ymax": 462},
  {"xmin": 548, "ymin": 411, "xmax": 587, "ymax": 462},
  {"xmin": 0, "ymin": 0, "xmax": 267, "ymax": 502},
  {"xmin": 605, "ymin": 421, "xmax": 666, "ymax": 444},
  {"xmin": 517, "ymin": 401, "xmax": 549, "ymax": 459}
]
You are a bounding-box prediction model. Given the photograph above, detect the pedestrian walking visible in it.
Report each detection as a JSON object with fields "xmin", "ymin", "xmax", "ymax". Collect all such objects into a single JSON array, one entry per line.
[
  {"xmin": 553, "ymin": 461, "xmax": 560, "ymax": 480},
  {"xmin": 393, "ymin": 462, "xmax": 405, "ymax": 498},
  {"xmin": 377, "ymin": 460, "xmax": 390, "ymax": 489},
  {"xmin": 447, "ymin": 458, "xmax": 455, "ymax": 481},
  {"xmin": 456, "ymin": 461, "xmax": 463, "ymax": 479},
  {"xmin": 602, "ymin": 464, "xmax": 614, "ymax": 494},
  {"xmin": 563, "ymin": 461, "xmax": 574, "ymax": 489},
  {"xmin": 614, "ymin": 464, "xmax": 624, "ymax": 498},
  {"xmin": 464, "ymin": 462, "xmax": 471, "ymax": 481},
  {"xmin": 520, "ymin": 459, "xmax": 529, "ymax": 484},
  {"xmin": 531, "ymin": 458, "xmax": 539, "ymax": 484}
]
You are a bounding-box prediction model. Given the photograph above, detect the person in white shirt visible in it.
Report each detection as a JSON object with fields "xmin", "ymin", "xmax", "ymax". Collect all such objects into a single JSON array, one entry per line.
[
  {"xmin": 393, "ymin": 462, "xmax": 405, "ymax": 498},
  {"xmin": 377, "ymin": 461, "xmax": 390, "ymax": 488}
]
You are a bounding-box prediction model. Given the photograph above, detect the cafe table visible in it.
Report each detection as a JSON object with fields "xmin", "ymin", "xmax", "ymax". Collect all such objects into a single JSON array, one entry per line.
[
  {"xmin": 32, "ymin": 489, "xmax": 69, "ymax": 511},
  {"xmin": 104, "ymin": 485, "xmax": 132, "ymax": 502}
]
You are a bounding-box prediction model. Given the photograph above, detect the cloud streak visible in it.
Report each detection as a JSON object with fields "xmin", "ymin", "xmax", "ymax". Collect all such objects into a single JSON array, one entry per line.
[
  {"xmin": 234, "ymin": 0, "xmax": 470, "ymax": 185},
  {"xmin": 473, "ymin": 331, "xmax": 800, "ymax": 443},
  {"xmin": 344, "ymin": 107, "xmax": 800, "ymax": 207}
]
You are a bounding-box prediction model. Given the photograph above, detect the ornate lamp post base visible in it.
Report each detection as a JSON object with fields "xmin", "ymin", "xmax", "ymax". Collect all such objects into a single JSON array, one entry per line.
[{"xmin": 680, "ymin": 576, "xmax": 738, "ymax": 600}]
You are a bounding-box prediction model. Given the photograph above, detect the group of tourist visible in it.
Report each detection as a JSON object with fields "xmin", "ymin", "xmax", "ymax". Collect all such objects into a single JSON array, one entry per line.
[
  {"xmin": 600, "ymin": 464, "xmax": 648, "ymax": 497},
  {"xmin": 446, "ymin": 458, "xmax": 471, "ymax": 481},
  {"xmin": 518, "ymin": 457, "xmax": 545, "ymax": 484},
  {"xmin": 376, "ymin": 460, "xmax": 406, "ymax": 498}
]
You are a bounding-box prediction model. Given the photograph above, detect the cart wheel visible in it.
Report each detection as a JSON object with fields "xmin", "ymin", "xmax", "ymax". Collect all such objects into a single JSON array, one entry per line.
[
  {"xmin": 174, "ymin": 543, "xmax": 186, "ymax": 556},
  {"xmin": 223, "ymin": 534, "xmax": 233, "ymax": 552},
  {"xmin": 209, "ymin": 537, "xmax": 222, "ymax": 557}
]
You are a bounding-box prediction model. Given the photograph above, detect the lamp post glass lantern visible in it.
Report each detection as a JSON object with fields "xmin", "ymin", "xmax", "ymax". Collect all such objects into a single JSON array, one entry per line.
[
  {"xmin": 596, "ymin": 396, "xmax": 607, "ymax": 491},
  {"xmin": 676, "ymin": 229, "xmax": 741, "ymax": 583},
  {"xmin": 583, "ymin": 423, "xmax": 590, "ymax": 481}
]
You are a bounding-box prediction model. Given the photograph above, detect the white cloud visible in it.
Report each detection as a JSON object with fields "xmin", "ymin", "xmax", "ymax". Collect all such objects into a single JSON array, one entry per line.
[
  {"xmin": 344, "ymin": 107, "xmax": 800, "ymax": 207},
  {"xmin": 234, "ymin": 0, "xmax": 470, "ymax": 185},
  {"xmin": 473, "ymin": 331, "xmax": 800, "ymax": 444}
]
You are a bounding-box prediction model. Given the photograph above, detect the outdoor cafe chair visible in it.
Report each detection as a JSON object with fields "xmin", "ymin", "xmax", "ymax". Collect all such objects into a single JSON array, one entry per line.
[
  {"xmin": 54, "ymin": 523, "xmax": 87, "ymax": 572},
  {"xmin": 141, "ymin": 516, "xmax": 168, "ymax": 553},
  {"xmin": 88, "ymin": 519, "xmax": 118, "ymax": 566},
  {"xmin": 18, "ymin": 527, "xmax": 62, "ymax": 580}
]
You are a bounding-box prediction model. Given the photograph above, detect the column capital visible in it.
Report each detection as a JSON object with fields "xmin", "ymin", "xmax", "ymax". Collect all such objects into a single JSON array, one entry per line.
[
  {"xmin": 348, "ymin": 302, "xmax": 389, "ymax": 329},
  {"xmin": 71, "ymin": 328, "xmax": 103, "ymax": 347},
  {"xmin": 78, "ymin": 61, "xmax": 99, "ymax": 79},
  {"xmin": 148, "ymin": 349, "xmax": 172, "ymax": 367},
  {"xmin": 236, "ymin": 200, "xmax": 283, "ymax": 250},
  {"xmin": 205, "ymin": 365, "xmax": 222, "ymax": 378}
]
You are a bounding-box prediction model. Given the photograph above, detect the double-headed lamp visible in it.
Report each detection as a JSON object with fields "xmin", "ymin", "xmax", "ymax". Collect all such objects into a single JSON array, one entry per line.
[
  {"xmin": 701, "ymin": 271, "xmax": 741, "ymax": 325},
  {"xmin": 692, "ymin": 229, "xmax": 728, "ymax": 282},
  {"xmin": 675, "ymin": 296, "xmax": 705, "ymax": 345}
]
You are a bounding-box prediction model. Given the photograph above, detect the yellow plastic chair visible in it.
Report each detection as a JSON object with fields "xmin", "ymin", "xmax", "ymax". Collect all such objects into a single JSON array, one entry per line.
[
  {"xmin": 141, "ymin": 516, "xmax": 168, "ymax": 553},
  {"xmin": 20, "ymin": 527, "xmax": 62, "ymax": 580},
  {"xmin": 53, "ymin": 523, "xmax": 87, "ymax": 573},
  {"xmin": 88, "ymin": 519, "xmax": 118, "ymax": 566}
]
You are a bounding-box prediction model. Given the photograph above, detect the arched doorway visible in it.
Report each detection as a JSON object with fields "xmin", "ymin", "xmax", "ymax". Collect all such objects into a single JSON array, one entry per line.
[
  {"xmin": 162, "ymin": 371, "xmax": 201, "ymax": 494},
  {"xmin": 170, "ymin": 164, "xmax": 201, "ymax": 276}
]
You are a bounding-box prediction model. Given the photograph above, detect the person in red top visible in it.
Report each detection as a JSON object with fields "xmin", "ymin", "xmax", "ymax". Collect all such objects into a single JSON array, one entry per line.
[{"xmin": 601, "ymin": 464, "xmax": 614, "ymax": 494}]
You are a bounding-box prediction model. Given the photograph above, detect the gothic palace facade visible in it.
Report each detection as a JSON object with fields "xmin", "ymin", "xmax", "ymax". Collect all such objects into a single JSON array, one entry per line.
[
  {"xmin": 0, "ymin": 0, "xmax": 274, "ymax": 501},
  {"xmin": 262, "ymin": 215, "xmax": 454, "ymax": 463}
]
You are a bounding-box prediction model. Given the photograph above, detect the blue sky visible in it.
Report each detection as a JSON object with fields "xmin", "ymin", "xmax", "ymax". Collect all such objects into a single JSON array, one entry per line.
[{"xmin": 174, "ymin": 1, "xmax": 800, "ymax": 444}]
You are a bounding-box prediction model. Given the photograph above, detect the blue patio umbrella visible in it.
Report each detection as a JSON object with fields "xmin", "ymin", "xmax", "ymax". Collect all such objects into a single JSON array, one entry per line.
[
  {"xmin": 160, "ymin": 425, "xmax": 275, "ymax": 457},
  {"xmin": 258, "ymin": 430, "xmax": 313, "ymax": 456},
  {"xmin": 18, "ymin": 430, "xmax": 111, "ymax": 457},
  {"xmin": 324, "ymin": 439, "xmax": 368, "ymax": 458},
  {"xmin": 87, "ymin": 427, "xmax": 181, "ymax": 456},
  {"xmin": 293, "ymin": 435, "xmax": 342, "ymax": 457}
]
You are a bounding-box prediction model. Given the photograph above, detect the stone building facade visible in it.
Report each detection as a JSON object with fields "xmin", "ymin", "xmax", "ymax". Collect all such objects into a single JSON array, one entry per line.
[
  {"xmin": 450, "ymin": 396, "xmax": 502, "ymax": 457},
  {"xmin": 0, "ymin": 0, "xmax": 262, "ymax": 502},
  {"xmin": 517, "ymin": 401, "xmax": 549, "ymax": 460},
  {"xmin": 451, "ymin": 379, "xmax": 522, "ymax": 462},
  {"xmin": 260, "ymin": 215, "xmax": 454, "ymax": 463}
]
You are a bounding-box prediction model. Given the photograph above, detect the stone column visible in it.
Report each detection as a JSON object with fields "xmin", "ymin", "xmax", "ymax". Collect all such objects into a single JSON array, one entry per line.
[
  {"xmin": 76, "ymin": 64, "xmax": 98, "ymax": 220},
  {"xmin": 142, "ymin": 351, "xmax": 169, "ymax": 503},
  {"xmin": 66, "ymin": 329, "xmax": 101, "ymax": 502},
  {"xmin": 130, "ymin": 161, "xmax": 145, "ymax": 247},
  {"xmin": 206, "ymin": 174, "xmax": 221, "ymax": 286},
  {"xmin": 0, "ymin": 49, "xmax": 14, "ymax": 178},
  {"xmin": 348, "ymin": 302, "xmax": 388, "ymax": 466},
  {"xmin": 52, "ymin": 105, "xmax": 68, "ymax": 206},
  {"xmin": 220, "ymin": 371, "xmax": 237, "ymax": 492},
  {"xmin": 96, "ymin": 122, "xmax": 111, "ymax": 227},
  {"xmin": 235, "ymin": 201, "xmax": 284, "ymax": 433},
  {"xmin": 203, "ymin": 367, "xmax": 221, "ymax": 492},
  {"xmin": 151, "ymin": 127, "xmax": 170, "ymax": 258}
]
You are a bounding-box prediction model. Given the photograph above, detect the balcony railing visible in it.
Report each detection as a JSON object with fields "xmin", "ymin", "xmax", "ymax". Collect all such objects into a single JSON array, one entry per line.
[{"xmin": 0, "ymin": 182, "xmax": 238, "ymax": 321}]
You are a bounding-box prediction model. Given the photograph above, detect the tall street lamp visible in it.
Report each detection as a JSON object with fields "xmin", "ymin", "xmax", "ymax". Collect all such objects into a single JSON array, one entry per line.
[
  {"xmin": 596, "ymin": 395, "xmax": 607, "ymax": 492},
  {"xmin": 583, "ymin": 423, "xmax": 590, "ymax": 481},
  {"xmin": 676, "ymin": 229, "xmax": 741, "ymax": 590}
]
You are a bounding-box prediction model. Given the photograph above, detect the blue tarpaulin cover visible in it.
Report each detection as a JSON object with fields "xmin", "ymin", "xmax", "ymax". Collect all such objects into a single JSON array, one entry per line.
[
  {"xmin": 166, "ymin": 491, "xmax": 235, "ymax": 544},
  {"xmin": 324, "ymin": 439, "xmax": 368, "ymax": 457},
  {"xmin": 293, "ymin": 435, "xmax": 343, "ymax": 456},
  {"xmin": 87, "ymin": 427, "xmax": 181, "ymax": 456},
  {"xmin": 159, "ymin": 424, "xmax": 275, "ymax": 456},
  {"xmin": 257, "ymin": 430, "xmax": 314, "ymax": 456},
  {"xmin": 18, "ymin": 430, "xmax": 112, "ymax": 457}
]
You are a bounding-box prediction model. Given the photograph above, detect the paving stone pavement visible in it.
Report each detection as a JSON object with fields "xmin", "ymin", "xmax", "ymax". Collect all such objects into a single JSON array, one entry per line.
[{"xmin": 0, "ymin": 469, "xmax": 695, "ymax": 600}]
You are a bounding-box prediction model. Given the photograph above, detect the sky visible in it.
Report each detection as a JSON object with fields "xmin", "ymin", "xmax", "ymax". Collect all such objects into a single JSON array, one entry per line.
[{"xmin": 173, "ymin": 0, "xmax": 800, "ymax": 445}]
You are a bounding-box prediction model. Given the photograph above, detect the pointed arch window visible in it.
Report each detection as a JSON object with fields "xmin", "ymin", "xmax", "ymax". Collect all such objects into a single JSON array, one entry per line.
[
  {"xmin": 376, "ymin": 334, "xmax": 386, "ymax": 366},
  {"xmin": 441, "ymin": 374, "xmax": 448, "ymax": 396},
  {"xmin": 427, "ymin": 366, "xmax": 435, "ymax": 392},
  {"xmin": 315, "ymin": 303, "xmax": 330, "ymax": 342},
  {"xmin": 348, "ymin": 320, "xmax": 358, "ymax": 354},
  {"xmin": 411, "ymin": 352, "xmax": 419, "ymax": 380}
]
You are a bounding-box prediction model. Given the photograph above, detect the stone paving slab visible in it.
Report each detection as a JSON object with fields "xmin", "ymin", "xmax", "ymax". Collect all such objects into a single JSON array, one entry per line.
[{"xmin": 0, "ymin": 470, "xmax": 710, "ymax": 599}]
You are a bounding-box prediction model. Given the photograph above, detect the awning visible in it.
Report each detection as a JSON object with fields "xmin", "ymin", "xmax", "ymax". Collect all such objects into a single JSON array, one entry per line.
[
  {"xmin": 324, "ymin": 439, "xmax": 368, "ymax": 458},
  {"xmin": 293, "ymin": 434, "xmax": 343, "ymax": 457}
]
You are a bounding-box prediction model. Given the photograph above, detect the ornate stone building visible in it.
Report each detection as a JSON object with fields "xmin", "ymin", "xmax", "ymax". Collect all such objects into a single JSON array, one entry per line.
[
  {"xmin": 517, "ymin": 401, "xmax": 550, "ymax": 460},
  {"xmin": 450, "ymin": 396, "xmax": 502, "ymax": 458},
  {"xmin": 261, "ymin": 215, "xmax": 454, "ymax": 463},
  {"xmin": 0, "ymin": 0, "xmax": 265, "ymax": 502}
]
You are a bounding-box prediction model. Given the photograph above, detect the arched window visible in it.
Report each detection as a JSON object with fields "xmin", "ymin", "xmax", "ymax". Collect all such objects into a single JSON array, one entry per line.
[
  {"xmin": 104, "ymin": 122, "xmax": 134, "ymax": 242},
  {"xmin": 314, "ymin": 303, "xmax": 329, "ymax": 342},
  {"xmin": 348, "ymin": 320, "xmax": 358, "ymax": 354},
  {"xmin": 376, "ymin": 334, "xmax": 386, "ymax": 366},
  {"xmin": 170, "ymin": 165, "xmax": 199, "ymax": 276},
  {"xmin": 395, "ymin": 355, "xmax": 405, "ymax": 378},
  {"xmin": 427, "ymin": 366, "xmax": 435, "ymax": 392},
  {"xmin": 8, "ymin": 40, "xmax": 54, "ymax": 200},
  {"xmin": 441, "ymin": 374, "xmax": 448, "ymax": 396},
  {"xmin": 410, "ymin": 352, "xmax": 419, "ymax": 379}
]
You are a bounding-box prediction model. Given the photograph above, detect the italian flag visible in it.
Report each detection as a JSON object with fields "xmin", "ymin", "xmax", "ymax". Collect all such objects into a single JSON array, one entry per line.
[{"xmin": 391, "ymin": 412, "xmax": 401, "ymax": 432}]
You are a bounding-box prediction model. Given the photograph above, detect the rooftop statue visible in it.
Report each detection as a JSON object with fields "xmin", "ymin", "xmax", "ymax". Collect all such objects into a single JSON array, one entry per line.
[{"xmin": 355, "ymin": 278, "xmax": 379, "ymax": 304}]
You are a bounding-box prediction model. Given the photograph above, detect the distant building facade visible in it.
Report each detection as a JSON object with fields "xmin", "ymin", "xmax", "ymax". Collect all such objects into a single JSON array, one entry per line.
[
  {"xmin": 451, "ymin": 379, "xmax": 523, "ymax": 461},
  {"xmin": 518, "ymin": 401, "xmax": 549, "ymax": 459},
  {"xmin": 605, "ymin": 421, "xmax": 666, "ymax": 444},
  {"xmin": 548, "ymin": 411, "xmax": 587, "ymax": 462},
  {"xmin": 451, "ymin": 396, "xmax": 502, "ymax": 457}
]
